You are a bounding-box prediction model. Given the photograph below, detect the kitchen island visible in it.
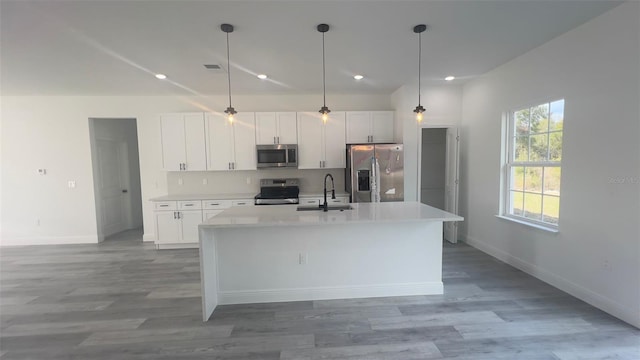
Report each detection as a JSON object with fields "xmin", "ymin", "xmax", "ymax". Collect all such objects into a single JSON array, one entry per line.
[{"xmin": 198, "ymin": 201, "xmax": 463, "ymax": 321}]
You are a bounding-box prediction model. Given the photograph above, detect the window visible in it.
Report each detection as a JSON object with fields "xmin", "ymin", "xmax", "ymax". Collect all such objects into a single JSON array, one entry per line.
[{"xmin": 503, "ymin": 99, "xmax": 564, "ymax": 228}]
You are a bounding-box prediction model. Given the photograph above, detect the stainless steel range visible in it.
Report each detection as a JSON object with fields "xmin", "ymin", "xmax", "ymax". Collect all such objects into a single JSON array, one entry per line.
[{"xmin": 254, "ymin": 178, "xmax": 300, "ymax": 205}]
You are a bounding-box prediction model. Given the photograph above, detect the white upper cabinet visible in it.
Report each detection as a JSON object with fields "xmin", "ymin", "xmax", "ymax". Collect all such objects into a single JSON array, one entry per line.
[
  {"xmin": 297, "ymin": 111, "xmax": 346, "ymax": 169},
  {"xmin": 206, "ymin": 112, "xmax": 256, "ymax": 171},
  {"xmin": 160, "ymin": 113, "xmax": 206, "ymax": 171},
  {"xmin": 255, "ymin": 112, "xmax": 297, "ymax": 145},
  {"xmin": 346, "ymin": 111, "xmax": 394, "ymax": 144}
]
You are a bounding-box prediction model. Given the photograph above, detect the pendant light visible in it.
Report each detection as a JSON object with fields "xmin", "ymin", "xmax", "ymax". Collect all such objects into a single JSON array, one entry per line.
[
  {"xmin": 221, "ymin": 23, "xmax": 236, "ymax": 123},
  {"xmin": 317, "ymin": 24, "xmax": 330, "ymax": 123},
  {"xmin": 413, "ymin": 24, "xmax": 426, "ymax": 122}
]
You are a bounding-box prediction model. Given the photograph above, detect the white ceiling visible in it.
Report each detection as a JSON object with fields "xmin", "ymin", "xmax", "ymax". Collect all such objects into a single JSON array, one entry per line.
[{"xmin": 1, "ymin": 0, "xmax": 621, "ymax": 96}]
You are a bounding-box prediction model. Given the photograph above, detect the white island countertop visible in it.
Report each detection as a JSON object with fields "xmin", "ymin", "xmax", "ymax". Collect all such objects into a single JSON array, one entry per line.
[{"xmin": 200, "ymin": 201, "xmax": 463, "ymax": 229}]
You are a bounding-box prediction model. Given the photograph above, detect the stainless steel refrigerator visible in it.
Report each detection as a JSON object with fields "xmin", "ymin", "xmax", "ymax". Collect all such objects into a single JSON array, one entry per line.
[{"xmin": 346, "ymin": 144, "xmax": 404, "ymax": 203}]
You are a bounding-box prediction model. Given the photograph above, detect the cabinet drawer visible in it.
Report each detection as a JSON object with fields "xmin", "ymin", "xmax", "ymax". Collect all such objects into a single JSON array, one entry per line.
[
  {"xmin": 231, "ymin": 199, "xmax": 254, "ymax": 207},
  {"xmin": 300, "ymin": 198, "xmax": 322, "ymax": 206},
  {"xmin": 328, "ymin": 197, "xmax": 348, "ymax": 204},
  {"xmin": 203, "ymin": 200, "xmax": 232, "ymax": 209},
  {"xmin": 154, "ymin": 201, "xmax": 177, "ymax": 210},
  {"xmin": 178, "ymin": 200, "xmax": 202, "ymax": 210}
]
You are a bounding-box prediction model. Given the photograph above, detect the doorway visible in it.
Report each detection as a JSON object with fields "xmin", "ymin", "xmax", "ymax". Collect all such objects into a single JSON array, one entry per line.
[
  {"xmin": 419, "ymin": 127, "xmax": 459, "ymax": 243},
  {"xmin": 89, "ymin": 118, "xmax": 143, "ymax": 242}
]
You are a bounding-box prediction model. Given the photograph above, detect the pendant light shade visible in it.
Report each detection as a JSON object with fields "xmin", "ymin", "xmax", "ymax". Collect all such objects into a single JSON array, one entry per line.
[
  {"xmin": 413, "ymin": 24, "xmax": 427, "ymax": 122},
  {"xmin": 317, "ymin": 24, "xmax": 330, "ymax": 122},
  {"xmin": 221, "ymin": 23, "xmax": 236, "ymax": 122}
]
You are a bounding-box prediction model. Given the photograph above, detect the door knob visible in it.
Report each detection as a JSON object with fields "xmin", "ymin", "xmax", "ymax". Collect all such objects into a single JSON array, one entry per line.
[{"xmin": 122, "ymin": 189, "xmax": 128, "ymax": 193}]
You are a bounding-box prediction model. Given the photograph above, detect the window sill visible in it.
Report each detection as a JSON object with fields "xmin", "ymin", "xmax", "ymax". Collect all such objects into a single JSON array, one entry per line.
[{"xmin": 495, "ymin": 215, "xmax": 559, "ymax": 234}]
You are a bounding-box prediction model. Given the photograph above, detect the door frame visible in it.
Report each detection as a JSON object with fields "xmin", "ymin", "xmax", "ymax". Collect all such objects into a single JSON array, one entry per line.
[
  {"xmin": 417, "ymin": 125, "xmax": 460, "ymax": 243},
  {"xmin": 89, "ymin": 118, "xmax": 143, "ymax": 242}
]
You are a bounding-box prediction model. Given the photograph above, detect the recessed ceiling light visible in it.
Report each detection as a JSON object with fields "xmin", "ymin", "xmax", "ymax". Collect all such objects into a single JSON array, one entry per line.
[
  {"xmin": 445, "ymin": 76, "xmax": 455, "ymax": 81},
  {"xmin": 257, "ymin": 74, "xmax": 268, "ymax": 80},
  {"xmin": 353, "ymin": 75, "xmax": 364, "ymax": 80},
  {"xmin": 155, "ymin": 74, "xmax": 167, "ymax": 80}
]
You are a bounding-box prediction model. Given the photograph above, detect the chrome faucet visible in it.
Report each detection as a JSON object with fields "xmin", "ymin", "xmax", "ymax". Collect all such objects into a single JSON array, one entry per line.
[{"xmin": 323, "ymin": 173, "xmax": 336, "ymax": 212}]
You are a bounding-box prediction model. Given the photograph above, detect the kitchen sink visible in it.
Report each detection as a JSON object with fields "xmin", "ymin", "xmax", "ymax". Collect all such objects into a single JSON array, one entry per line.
[{"xmin": 296, "ymin": 204, "xmax": 353, "ymax": 211}]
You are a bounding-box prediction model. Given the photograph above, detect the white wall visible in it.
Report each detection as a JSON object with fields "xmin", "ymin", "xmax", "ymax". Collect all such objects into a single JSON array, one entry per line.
[
  {"xmin": 391, "ymin": 84, "xmax": 463, "ymax": 202},
  {"xmin": 0, "ymin": 93, "xmax": 391, "ymax": 246},
  {"xmin": 459, "ymin": 2, "xmax": 639, "ymax": 328}
]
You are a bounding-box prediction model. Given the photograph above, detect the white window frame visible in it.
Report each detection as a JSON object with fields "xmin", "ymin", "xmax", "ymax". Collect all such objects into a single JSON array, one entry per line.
[{"xmin": 500, "ymin": 99, "xmax": 563, "ymax": 231}]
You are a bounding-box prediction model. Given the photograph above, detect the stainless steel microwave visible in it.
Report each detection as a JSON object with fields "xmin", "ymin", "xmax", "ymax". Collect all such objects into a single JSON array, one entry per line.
[{"xmin": 256, "ymin": 144, "xmax": 298, "ymax": 168}]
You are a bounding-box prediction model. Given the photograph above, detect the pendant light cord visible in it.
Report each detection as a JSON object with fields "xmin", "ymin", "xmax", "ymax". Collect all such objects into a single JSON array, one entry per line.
[
  {"xmin": 418, "ymin": 31, "xmax": 421, "ymax": 106},
  {"xmin": 322, "ymin": 32, "xmax": 326, "ymax": 107},
  {"xmin": 226, "ymin": 32, "xmax": 232, "ymax": 108}
]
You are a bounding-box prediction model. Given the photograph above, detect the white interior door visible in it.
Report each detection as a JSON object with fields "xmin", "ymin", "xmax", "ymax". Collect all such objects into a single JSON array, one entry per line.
[
  {"xmin": 444, "ymin": 128, "xmax": 460, "ymax": 243},
  {"xmin": 97, "ymin": 139, "xmax": 129, "ymax": 237}
]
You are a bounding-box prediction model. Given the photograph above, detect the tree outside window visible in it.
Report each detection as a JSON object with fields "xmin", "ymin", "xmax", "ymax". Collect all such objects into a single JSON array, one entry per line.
[{"xmin": 506, "ymin": 100, "xmax": 563, "ymax": 226}]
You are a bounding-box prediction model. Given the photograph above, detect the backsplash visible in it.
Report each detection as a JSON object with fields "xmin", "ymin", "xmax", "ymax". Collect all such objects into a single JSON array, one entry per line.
[{"xmin": 166, "ymin": 168, "xmax": 346, "ymax": 195}]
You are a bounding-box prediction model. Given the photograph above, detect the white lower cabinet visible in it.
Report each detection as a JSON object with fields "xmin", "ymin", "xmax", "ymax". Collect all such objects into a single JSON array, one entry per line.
[
  {"xmin": 299, "ymin": 196, "xmax": 349, "ymax": 206},
  {"xmin": 154, "ymin": 198, "xmax": 253, "ymax": 249},
  {"xmin": 155, "ymin": 207, "xmax": 203, "ymax": 249}
]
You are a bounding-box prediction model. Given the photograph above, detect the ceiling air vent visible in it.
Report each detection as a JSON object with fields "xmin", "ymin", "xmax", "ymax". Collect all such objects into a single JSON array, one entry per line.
[{"xmin": 204, "ymin": 64, "xmax": 225, "ymax": 73}]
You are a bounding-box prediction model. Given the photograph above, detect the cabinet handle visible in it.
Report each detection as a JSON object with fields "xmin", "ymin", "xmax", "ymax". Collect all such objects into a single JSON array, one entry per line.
[
  {"xmin": 228, "ymin": 162, "xmax": 231, "ymax": 170},
  {"xmin": 173, "ymin": 211, "xmax": 177, "ymax": 219},
  {"xmin": 159, "ymin": 204, "xmax": 168, "ymax": 207},
  {"xmin": 232, "ymin": 162, "xmax": 235, "ymax": 170},
  {"xmin": 277, "ymin": 136, "xmax": 280, "ymax": 144},
  {"xmin": 184, "ymin": 204, "xmax": 193, "ymax": 207},
  {"xmin": 274, "ymin": 137, "xmax": 277, "ymax": 144},
  {"xmin": 210, "ymin": 203, "xmax": 219, "ymax": 206},
  {"xmin": 177, "ymin": 212, "xmax": 181, "ymax": 219},
  {"xmin": 183, "ymin": 163, "xmax": 187, "ymax": 170},
  {"xmin": 236, "ymin": 202, "xmax": 246, "ymax": 205}
]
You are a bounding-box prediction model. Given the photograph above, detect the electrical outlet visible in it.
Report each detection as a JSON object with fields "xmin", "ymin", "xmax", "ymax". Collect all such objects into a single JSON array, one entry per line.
[
  {"xmin": 178, "ymin": 178, "xmax": 183, "ymax": 186},
  {"xmin": 602, "ymin": 259, "xmax": 612, "ymax": 272},
  {"xmin": 67, "ymin": 180, "xmax": 76, "ymax": 188},
  {"xmin": 36, "ymin": 218, "xmax": 40, "ymax": 226},
  {"xmin": 202, "ymin": 178, "xmax": 208, "ymax": 185},
  {"xmin": 246, "ymin": 177, "xmax": 251, "ymax": 185},
  {"xmin": 299, "ymin": 253, "xmax": 308, "ymax": 265}
]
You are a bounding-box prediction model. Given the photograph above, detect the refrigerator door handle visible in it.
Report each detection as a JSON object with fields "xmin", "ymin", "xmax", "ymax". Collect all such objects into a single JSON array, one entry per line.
[{"xmin": 370, "ymin": 156, "xmax": 381, "ymax": 203}]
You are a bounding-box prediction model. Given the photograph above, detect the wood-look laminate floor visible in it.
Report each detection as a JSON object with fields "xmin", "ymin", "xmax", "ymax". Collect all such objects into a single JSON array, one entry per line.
[{"xmin": 1, "ymin": 229, "xmax": 638, "ymax": 359}]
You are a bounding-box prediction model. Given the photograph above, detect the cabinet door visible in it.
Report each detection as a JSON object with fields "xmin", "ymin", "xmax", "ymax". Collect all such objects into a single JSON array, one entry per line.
[
  {"xmin": 203, "ymin": 209, "xmax": 224, "ymax": 221},
  {"xmin": 371, "ymin": 111, "xmax": 394, "ymax": 143},
  {"xmin": 346, "ymin": 111, "xmax": 371, "ymax": 144},
  {"xmin": 297, "ymin": 112, "xmax": 324, "ymax": 169},
  {"xmin": 255, "ymin": 112, "xmax": 278, "ymax": 145},
  {"xmin": 206, "ymin": 113, "xmax": 234, "ymax": 170},
  {"xmin": 155, "ymin": 211, "xmax": 180, "ymax": 244},
  {"xmin": 160, "ymin": 114, "xmax": 186, "ymax": 171},
  {"xmin": 232, "ymin": 112, "xmax": 257, "ymax": 170},
  {"xmin": 179, "ymin": 210, "xmax": 203, "ymax": 244},
  {"xmin": 276, "ymin": 112, "xmax": 298, "ymax": 144},
  {"xmin": 324, "ymin": 112, "xmax": 346, "ymax": 168},
  {"xmin": 183, "ymin": 113, "xmax": 207, "ymax": 171}
]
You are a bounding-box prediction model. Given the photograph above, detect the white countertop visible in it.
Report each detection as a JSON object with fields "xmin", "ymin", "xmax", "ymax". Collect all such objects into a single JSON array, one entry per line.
[
  {"xmin": 200, "ymin": 201, "xmax": 463, "ymax": 228},
  {"xmin": 150, "ymin": 192, "xmax": 349, "ymax": 201},
  {"xmin": 150, "ymin": 193, "xmax": 257, "ymax": 201}
]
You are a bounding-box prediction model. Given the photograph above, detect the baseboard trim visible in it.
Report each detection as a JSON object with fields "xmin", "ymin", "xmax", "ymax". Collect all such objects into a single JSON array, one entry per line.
[
  {"xmin": 142, "ymin": 233, "xmax": 155, "ymax": 242},
  {"xmin": 218, "ymin": 282, "xmax": 443, "ymax": 305},
  {"xmin": 464, "ymin": 235, "xmax": 640, "ymax": 329},
  {"xmin": 0, "ymin": 235, "xmax": 99, "ymax": 246},
  {"xmin": 156, "ymin": 243, "xmax": 198, "ymax": 250}
]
